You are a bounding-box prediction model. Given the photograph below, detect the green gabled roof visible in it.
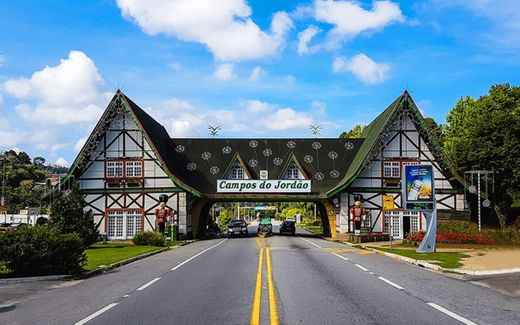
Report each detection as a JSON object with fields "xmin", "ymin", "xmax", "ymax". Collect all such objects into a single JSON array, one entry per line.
[
  {"xmin": 221, "ymin": 152, "xmax": 253, "ymax": 179},
  {"xmin": 327, "ymin": 91, "xmax": 464, "ymax": 197},
  {"xmin": 327, "ymin": 93, "xmax": 405, "ymax": 196}
]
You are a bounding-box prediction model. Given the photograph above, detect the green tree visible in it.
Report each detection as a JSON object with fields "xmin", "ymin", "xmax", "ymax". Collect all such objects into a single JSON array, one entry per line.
[
  {"xmin": 340, "ymin": 124, "xmax": 365, "ymax": 138},
  {"xmin": 423, "ymin": 117, "xmax": 444, "ymax": 145},
  {"xmin": 218, "ymin": 209, "xmax": 232, "ymax": 230},
  {"xmin": 49, "ymin": 183, "xmax": 99, "ymax": 247},
  {"xmin": 443, "ymin": 84, "xmax": 520, "ymax": 227}
]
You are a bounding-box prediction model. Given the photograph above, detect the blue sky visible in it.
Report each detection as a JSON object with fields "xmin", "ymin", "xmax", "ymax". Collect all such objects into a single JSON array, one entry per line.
[{"xmin": 1, "ymin": 0, "xmax": 519, "ymax": 166}]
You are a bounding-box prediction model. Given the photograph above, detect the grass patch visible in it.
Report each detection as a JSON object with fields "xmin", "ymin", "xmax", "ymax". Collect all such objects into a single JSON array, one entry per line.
[
  {"xmin": 304, "ymin": 225, "xmax": 323, "ymax": 236},
  {"xmin": 84, "ymin": 242, "xmax": 166, "ymax": 271},
  {"xmin": 369, "ymin": 247, "xmax": 469, "ymax": 269}
]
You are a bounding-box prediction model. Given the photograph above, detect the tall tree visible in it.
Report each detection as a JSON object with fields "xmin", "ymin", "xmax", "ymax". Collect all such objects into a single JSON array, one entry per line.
[
  {"xmin": 443, "ymin": 84, "xmax": 520, "ymax": 227},
  {"xmin": 340, "ymin": 124, "xmax": 365, "ymax": 138}
]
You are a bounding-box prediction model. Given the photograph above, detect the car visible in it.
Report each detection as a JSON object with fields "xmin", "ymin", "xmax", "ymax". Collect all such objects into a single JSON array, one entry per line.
[
  {"xmin": 227, "ymin": 219, "xmax": 248, "ymax": 238},
  {"xmin": 0, "ymin": 223, "xmax": 11, "ymax": 232},
  {"xmin": 279, "ymin": 219, "xmax": 296, "ymax": 235}
]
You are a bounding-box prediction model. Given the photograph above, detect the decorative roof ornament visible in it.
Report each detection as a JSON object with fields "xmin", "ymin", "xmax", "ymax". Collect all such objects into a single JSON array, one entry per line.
[
  {"xmin": 248, "ymin": 159, "xmax": 258, "ymax": 168},
  {"xmin": 330, "ymin": 170, "xmax": 340, "ymax": 179},
  {"xmin": 208, "ymin": 125, "xmax": 221, "ymax": 137},
  {"xmin": 304, "ymin": 155, "xmax": 313, "ymax": 164},
  {"xmin": 328, "ymin": 151, "xmax": 338, "ymax": 160},
  {"xmin": 222, "ymin": 146, "xmax": 232, "ymax": 154},
  {"xmin": 263, "ymin": 149, "xmax": 272, "ymax": 157},
  {"xmin": 201, "ymin": 152, "xmax": 211, "ymax": 160},
  {"xmin": 312, "ymin": 141, "xmax": 322, "ymax": 150},
  {"xmin": 309, "ymin": 125, "xmax": 322, "ymax": 136},
  {"xmin": 345, "ymin": 142, "xmax": 354, "ymax": 150},
  {"xmin": 187, "ymin": 163, "xmax": 197, "ymax": 171},
  {"xmin": 273, "ymin": 157, "xmax": 283, "ymax": 166},
  {"xmin": 314, "ymin": 172, "xmax": 324, "ymax": 181},
  {"xmin": 249, "ymin": 140, "xmax": 258, "ymax": 148},
  {"xmin": 287, "ymin": 141, "xmax": 296, "ymax": 149},
  {"xmin": 175, "ymin": 145, "xmax": 185, "ymax": 153},
  {"xmin": 210, "ymin": 166, "xmax": 220, "ymax": 175}
]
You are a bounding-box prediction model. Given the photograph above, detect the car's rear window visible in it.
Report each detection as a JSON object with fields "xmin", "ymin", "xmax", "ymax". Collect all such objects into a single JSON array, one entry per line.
[{"xmin": 229, "ymin": 220, "xmax": 245, "ymax": 226}]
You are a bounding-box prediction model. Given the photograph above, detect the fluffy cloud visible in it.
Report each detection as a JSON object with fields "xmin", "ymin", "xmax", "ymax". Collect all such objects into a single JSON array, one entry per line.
[
  {"xmin": 333, "ymin": 53, "xmax": 391, "ymax": 84},
  {"xmin": 3, "ymin": 51, "xmax": 105, "ymax": 125},
  {"xmin": 116, "ymin": 0, "xmax": 294, "ymax": 61},
  {"xmin": 2, "ymin": 51, "xmax": 108, "ymax": 153},
  {"xmin": 315, "ymin": 0, "xmax": 404, "ymax": 47},
  {"xmin": 249, "ymin": 66, "xmax": 265, "ymax": 82},
  {"xmin": 213, "ymin": 63, "xmax": 237, "ymax": 81},
  {"xmin": 54, "ymin": 157, "xmax": 69, "ymax": 167},
  {"xmin": 297, "ymin": 26, "xmax": 321, "ymax": 55},
  {"xmin": 144, "ymin": 98, "xmax": 318, "ymax": 137}
]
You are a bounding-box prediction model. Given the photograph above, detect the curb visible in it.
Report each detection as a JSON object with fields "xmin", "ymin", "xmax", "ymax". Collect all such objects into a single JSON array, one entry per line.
[
  {"xmin": 331, "ymin": 239, "xmax": 520, "ymax": 277},
  {"xmin": 0, "ymin": 240, "xmax": 196, "ymax": 284},
  {"xmin": 79, "ymin": 240, "xmax": 196, "ymax": 279},
  {"xmin": 0, "ymin": 274, "xmax": 73, "ymax": 284}
]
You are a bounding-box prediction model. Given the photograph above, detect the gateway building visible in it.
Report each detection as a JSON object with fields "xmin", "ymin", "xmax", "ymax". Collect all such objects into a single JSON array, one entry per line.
[{"xmin": 67, "ymin": 90, "xmax": 465, "ymax": 240}]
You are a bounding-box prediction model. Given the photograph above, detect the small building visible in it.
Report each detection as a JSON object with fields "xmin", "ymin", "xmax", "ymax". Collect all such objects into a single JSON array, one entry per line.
[{"xmin": 67, "ymin": 90, "xmax": 465, "ymax": 240}]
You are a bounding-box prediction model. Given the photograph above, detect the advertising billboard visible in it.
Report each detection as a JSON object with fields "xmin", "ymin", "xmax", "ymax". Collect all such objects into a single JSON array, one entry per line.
[{"xmin": 402, "ymin": 165, "xmax": 435, "ymax": 211}]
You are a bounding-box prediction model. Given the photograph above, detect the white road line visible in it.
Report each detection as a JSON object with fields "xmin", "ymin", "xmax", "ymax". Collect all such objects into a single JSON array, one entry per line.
[
  {"xmin": 427, "ymin": 303, "xmax": 477, "ymax": 325},
  {"xmin": 355, "ymin": 264, "xmax": 369, "ymax": 272},
  {"xmin": 298, "ymin": 236, "xmax": 323, "ymax": 249},
  {"xmin": 332, "ymin": 253, "xmax": 349, "ymax": 261},
  {"xmin": 74, "ymin": 303, "xmax": 118, "ymax": 325},
  {"xmin": 136, "ymin": 277, "xmax": 161, "ymax": 291},
  {"xmin": 123, "ymin": 294, "xmax": 129, "ymax": 298},
  {"xmin": 171, "ymin": 238, "xmax": 228, "ymax": 271},
  {"xmin": 377, "ymin": 276, "xmax": 404, "ymax": 290}
]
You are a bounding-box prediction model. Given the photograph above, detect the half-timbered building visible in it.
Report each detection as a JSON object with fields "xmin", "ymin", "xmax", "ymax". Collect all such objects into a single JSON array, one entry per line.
[{"xmin": 67, "ymin": 90, "xmax": 466, "ymax": 240}]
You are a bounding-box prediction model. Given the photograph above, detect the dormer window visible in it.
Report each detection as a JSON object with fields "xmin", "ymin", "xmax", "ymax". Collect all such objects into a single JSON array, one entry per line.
[
  {"xmin": 287, "ymin": 164, "xmax": 299, "ymax": 179},
  {"xmin": 107, "ymin": 161, "xmax": 124, "ymax": 178},
  {"xmin": 231, "ymin": 164, "xmax": 244, "ymax": 179}
]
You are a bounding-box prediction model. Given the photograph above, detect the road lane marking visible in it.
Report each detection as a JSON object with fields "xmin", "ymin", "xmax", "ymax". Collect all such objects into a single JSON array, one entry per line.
[
  {"xmin": 355, "ymin": 264, "xmax": 369, "ymax": 272},
  {"xmin": 123, "ymin": 294, "xmax": 130, "ymax": 298},
  {"xmin": 332, "ymin": 253, "xmax": 350, "ymax": 261},
  {"xmin": 298, "ymin": 236, "xmax": 323, "ymax": 249},
  {"xmin": 356, "ymin": 251, "xmax": 375, "ymax": 255},
  {"xmin": 377, "ymin": 277, "xmax": 404, "ymax": 290},
  {"xmin": 427, "ymin": 303, "xmax": 477, "ymax": 325},
  {"xmin": 266, "ymin": 247, "xmax": 279, "ymax": 325},
  {"xmin": 171, "ymin": 238, "xmax": 228, "ymax": 271},
  {"xmin": 250, "ymin": 248, "xmax": 264, "ymax": 325},
  {"xmin": 332, "ymin": 249, "xmax": 355, "ymax": 254},
  {"xmin": 74, "ymin": 303, "xmax": 118, "ymax": 325},
  {"xmin": 136, "ymin": 277, "xmax": 161, "ymax": 291}
]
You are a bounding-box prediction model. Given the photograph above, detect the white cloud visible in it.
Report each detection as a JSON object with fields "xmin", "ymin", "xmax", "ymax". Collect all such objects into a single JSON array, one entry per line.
[
  {"xmin": 244, "ymin": 99, "xmax": 275, "ymax": 113},
  {"xmin": 315, "ymin": 0, "xmax": 404, "ymax": 47},
  {"xmin": 0, "ymin": 94, "xmax": 3, "ymax": 110},
  {"xmin": 264, "ymin": 108, "xmax": 313, "ymax": 131},
  {"xmin": 116, "ymin": 0, "xmax": 294, "ymax": 61},
  {"xmin": 3, "ymin": 51, "xmax": 105, "ymax": 125},
  {"xmin": 249, "ymin": 66, "xmax": 265, "ymax": 82},
  {"xmin": 213, "ymin": 63, "xmax": 237, "ymax": 81},
  {"xmin": 74, "ymin": 136, "xmax": 88, "ymax": 152},
  {"xmin": 333, "ymin": 53, "xmax": 391, "ymax": 84},
  {"xmin": 297, "ymin": 26, "xmax": 320, "ymax": 55},
  {"xmin": 54, "ymin": 157, "xmax": 69, "ymax": 167},
  {"xmin": 311, "ymin": 101, "xmax": 326, "ymax": 115}
]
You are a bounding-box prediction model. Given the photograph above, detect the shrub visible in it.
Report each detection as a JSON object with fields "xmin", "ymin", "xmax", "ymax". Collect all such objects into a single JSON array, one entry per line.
[
  {"xmin": 307, "ymin": 219, "xmax": 322, "ymax": 226},
  {"xmin": 485, "ymin": 227, "xmax": 520, "ymax": 245},
  {"xmin": 0, "ymin": 226, "xmax": 86, "ymax": 276},
  {"xmin": 132, "ymin": 231, "xmax": 165, "ymax": 246},
  {"xmin": 437, "ymin": 221, "xmax": 479, "ymax": 234},
  {"xmin": 406, "ymin": 231, "xmax": 495, "ymax": 245}
]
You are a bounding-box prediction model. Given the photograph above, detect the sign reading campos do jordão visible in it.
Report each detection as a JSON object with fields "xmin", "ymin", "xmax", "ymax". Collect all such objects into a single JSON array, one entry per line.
[
  {"xmin": 402, "ymin": 165, "xmax": 435, "ymax": 211},
  {"xmin": 217, "ymin": 180, "xmax": 311, "ymax": 193}
]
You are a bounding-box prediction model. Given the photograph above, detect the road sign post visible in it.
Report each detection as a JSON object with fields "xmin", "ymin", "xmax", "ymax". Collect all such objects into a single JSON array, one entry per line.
[{"xmin": 402, "ymin": 165, "xmax": 437, "ymax": 253}]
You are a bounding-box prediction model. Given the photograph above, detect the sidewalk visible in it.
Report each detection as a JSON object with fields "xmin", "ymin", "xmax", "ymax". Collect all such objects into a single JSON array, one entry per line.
[{"xmin": 331, "ymin": 233, "xmax": 520, "ymax": 276}]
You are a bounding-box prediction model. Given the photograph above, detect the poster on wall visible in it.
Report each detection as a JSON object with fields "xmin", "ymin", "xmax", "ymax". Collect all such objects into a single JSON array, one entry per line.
[{"xmin": 402, "ymin": 165, "xmax": 435, "ymax": 211}]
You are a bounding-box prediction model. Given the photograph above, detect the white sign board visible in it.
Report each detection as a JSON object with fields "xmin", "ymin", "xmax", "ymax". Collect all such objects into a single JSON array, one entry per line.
[{"xmin": 217, "ymin": 180, "xmax": 311, "ymax": 193}]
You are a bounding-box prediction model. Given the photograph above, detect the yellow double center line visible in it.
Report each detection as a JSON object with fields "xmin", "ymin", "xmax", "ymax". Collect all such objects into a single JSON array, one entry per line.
[{"xmin": 251, "ymin": 240, "xmax": 279, "ymax": 325}]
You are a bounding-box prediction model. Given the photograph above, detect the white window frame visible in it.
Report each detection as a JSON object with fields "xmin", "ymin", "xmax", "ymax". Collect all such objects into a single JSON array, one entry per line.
[
  {"xmin": 107, "ymin": 210, "xmax": 142, "ymax": 240},
  {"xmin": 106, "ymin": 161, "xmax": 123, "ymax": 178},
  {"xmin": 125, "ymin": 161, "xmax": 143, "ymax": 177},
  {"xmin": 231, "ymin": 164, "xmax": 244, "ymax": 179},
  {"xmin": 383, "ymin": 161, "xmax": 400, "ymax": 178},
  {"xmin": 287, "ymin": 165, "xmax": 300, "ymax": 179},
  {"xmin": 384, "ymin": 210, "xmax": 421, "ymax": 239}
]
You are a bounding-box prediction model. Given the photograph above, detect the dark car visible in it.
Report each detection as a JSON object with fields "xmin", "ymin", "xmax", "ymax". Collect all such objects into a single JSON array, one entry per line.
[
  {"xmin": 227, "ymin": 220, "xmax": 248, "ymax": 238},
  {"xmin": 279, "ymin": 219, "xmax": 296, "ymax": 235}
]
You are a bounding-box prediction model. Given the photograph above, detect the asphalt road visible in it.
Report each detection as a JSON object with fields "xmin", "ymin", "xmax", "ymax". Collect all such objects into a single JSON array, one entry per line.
[{"xmin": 1, "ymin": 224, "xmax": 520, "ymax": 324}]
